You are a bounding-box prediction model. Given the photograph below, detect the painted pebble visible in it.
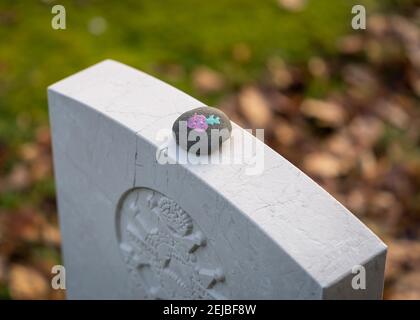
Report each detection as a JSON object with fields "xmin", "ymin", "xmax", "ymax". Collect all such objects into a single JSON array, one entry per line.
[{"xmin": 172, "ymin": 106, "xmax": 232, "ymax": 154}]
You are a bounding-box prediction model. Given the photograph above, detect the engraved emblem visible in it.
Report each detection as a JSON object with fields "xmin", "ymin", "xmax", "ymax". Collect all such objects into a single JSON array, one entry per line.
[{"xmin": 116, "ymin": 188, "xmax": 226, "ymax": 299}]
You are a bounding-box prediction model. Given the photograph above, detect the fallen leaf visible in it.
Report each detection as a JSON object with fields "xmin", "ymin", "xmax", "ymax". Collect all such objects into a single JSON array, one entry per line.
[
  {"xmin": 308, "ymin": 56, "xmax": 328, "ymax": 78},
  {"xmin": 375, "ymin": 99, "xmax": 409, "ymax": 129},
  {"xmin": 267, "ymin": 57, "xmax": 293, "ymax": 90},
  {"xmin": 303, "ymin": 152, "xmax": 344, "ymax": 178},
  {"xmin": 35, "ymin": 126, "xmax": 51, "ymax": 146},
  {"xmin": 30, "ymin": 155, "xmax": 52, "ymax": 181},
  {"xmin": 5, "ymin": 208, "xmax": 43, "ymax": 243},
  {"xmin": 367, "ymin": 14, "xmax": 389, "ymax": 37},
  {"xmin": 192, "ymin": 66, "xmax": 225, "ymax": 94},
  {"xmin": 370, "ymin": 191, "xmax": 397, "ymax": 211},
  {"xmin": 337, "ymin": 35, "xmax": 364, "ymax": 54},
  {"xmin": 342, "ymin": 64, "xmax": 379, "ymax": 93},
  {"xmin": 346, "ymin": 189, "xmax": 367, "ymax": 215},
  {"xmin": 369, "ymin": 191, "xmax": 403, "ymax": 230},
  {"xmin": 365, "ymin": 39, "xmax": 404, "ymax": 65},
  {"xmin": 273, "ymin": 119, "xmax": 298, "ymax": 146},
  {"xmin": 41, "ymin": 223, "xmax": 61, "ymax": 247},
  {"xmin": 300, "ymin": 99, "xmax": 346, "ymax": 126},
  {"xmin": 325, "ymin": 132, "xmax": 356, "ymax": 159},
  {"xmin": 359, "ymin": 151, "xmax": 378, "ymax": 180},
  {"xmin": 390, "ymin": 16, "xmax": 420, "ymax": 48},
  {"xmin": 19, "ymin": 143, "xmax": 40, "ymax": 162},
  {"xmin": 349, "ymin": 116, "xmax": 384, "ymax": 149},
  {"xmin": 7, "ymin": 164, "xmax": 31, "ymax": 191},
  {"xmin": 387, "ymin": 271, "xmax": 420, "ymax": 300},
  {"xmin": 9, "ymin": 264, "xmax": 49, "ymax": 299},
  {"xmin": 277, "ymin": 0, "xmax": 306, "ymax": 12},
  {"xmin": 238, "ymin": 86, "xmax": 272, "ymax": 128},
  {"xmin": 386, "ymin": 240, "xmax": 420, "ymax": 281}
]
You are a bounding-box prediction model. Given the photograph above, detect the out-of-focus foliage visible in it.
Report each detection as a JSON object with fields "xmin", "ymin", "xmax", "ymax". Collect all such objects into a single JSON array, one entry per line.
[{"xmin": 0, "ymin": 0, "xmax": 419, "ymax": 299}]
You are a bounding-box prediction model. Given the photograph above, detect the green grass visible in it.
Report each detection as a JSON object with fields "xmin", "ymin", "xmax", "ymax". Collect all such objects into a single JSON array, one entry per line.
[
  {"xmin": 0, "ymin": 0, "xmax": 372, "ymax": 140},
  {"xmin": 0, "ymin": 0, "xmax": 390, "ymax": 200}
]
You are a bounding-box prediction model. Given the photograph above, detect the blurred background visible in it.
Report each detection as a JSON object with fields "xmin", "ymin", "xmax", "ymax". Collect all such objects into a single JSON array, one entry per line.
[{"xmin": 0, "ymin": 0, "xmax": 419, "ymax": 299}]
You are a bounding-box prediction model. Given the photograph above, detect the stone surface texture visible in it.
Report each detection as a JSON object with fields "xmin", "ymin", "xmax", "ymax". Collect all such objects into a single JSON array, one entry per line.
[{"xmin": 48, "ymin": 60, "xmax": 387, "ymax": 299}]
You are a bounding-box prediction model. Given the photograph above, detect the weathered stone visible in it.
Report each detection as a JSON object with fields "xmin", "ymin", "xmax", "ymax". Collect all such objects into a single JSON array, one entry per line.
[{"xmin": 48, "ymin": 60, "xmax": 387, "ymax": 299}]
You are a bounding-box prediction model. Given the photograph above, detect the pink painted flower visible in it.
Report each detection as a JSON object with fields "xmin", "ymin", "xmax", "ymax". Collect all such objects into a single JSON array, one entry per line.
[{"xmin": 187, "ymin": 113, "xmax": 208, "ymax": 132}]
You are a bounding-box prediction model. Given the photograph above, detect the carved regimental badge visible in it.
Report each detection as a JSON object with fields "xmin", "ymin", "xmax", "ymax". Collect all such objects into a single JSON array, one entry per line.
[{"xmin": 116, "ymin": 188, "xmax": 227, "ymax": 299}]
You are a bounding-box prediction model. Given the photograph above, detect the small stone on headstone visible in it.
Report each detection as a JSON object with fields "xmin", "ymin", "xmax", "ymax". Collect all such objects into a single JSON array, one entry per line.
[{"xmin": 172, "ymin": 107, "xmax": 232, "ymax": 155}]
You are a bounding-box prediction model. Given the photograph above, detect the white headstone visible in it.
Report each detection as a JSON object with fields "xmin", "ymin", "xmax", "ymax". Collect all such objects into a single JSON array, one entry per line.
[{"xmin": 48, "ymin": 60, "xmax": 387, "ymax": 299}]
